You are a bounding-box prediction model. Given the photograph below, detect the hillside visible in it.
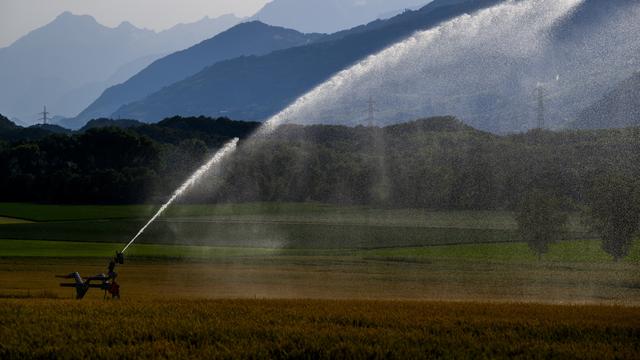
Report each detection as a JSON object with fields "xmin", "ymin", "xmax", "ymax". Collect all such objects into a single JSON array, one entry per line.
[
  {"xmin": 0, "ymin": 125, "xmax": 62, "ymax": 143},
  {"xmin": 79, "ymin": 119, "xmax": 144, "ymax": 132},
  {"xmin": 0, "ymin": 114, "xmax": 18, "ymax": 131},
  {"xmin": 113, "ymin": 0, "xmax": 503, "ymax": 123},
  {"xmin": 132, "ymin": 116, "xmax": 261, "ymax": 147},
  {"xmin": 546, "ymin": 0, "xmax": 640, "ymax": 130},
  {"xmin": 70, "ymin": 22, "xmax": 322, "ymax": 129},
  {"xmin": 571, "ymin": 73, "xmax": 640, "ymax": 130}
]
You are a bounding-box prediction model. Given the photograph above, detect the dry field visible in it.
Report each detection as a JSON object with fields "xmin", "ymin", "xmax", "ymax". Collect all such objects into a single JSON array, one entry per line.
[
  {"xmin": 1, "ymin": 299, "xmax": 639, "ymax": 359},
  {"xmin": 1, "ymin": 255, "xmax": 639, "ymax": 358},
  {"xmin": 1, "ymin": 257, "xmax": 639, "ymax": 304},
  {"xmin": 1, "ymin": 204, "xmax": 638, "ymax": 358}
]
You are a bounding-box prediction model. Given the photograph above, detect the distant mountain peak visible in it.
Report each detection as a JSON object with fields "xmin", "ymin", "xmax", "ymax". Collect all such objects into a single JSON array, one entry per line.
[
  {"xmin": 232, "ymin": 20, "xmax": 308, "ymax": 34},
  {"xmin": 117, "ymin": 21, "xmax": 138, "ymax": 31},
  {"xmin": 55, "ymin": 11, "xmax": 76, "ymax": 20},
  {"xmin": 52, "ymin": 11, "xmax": 99, "ymax": 26}
]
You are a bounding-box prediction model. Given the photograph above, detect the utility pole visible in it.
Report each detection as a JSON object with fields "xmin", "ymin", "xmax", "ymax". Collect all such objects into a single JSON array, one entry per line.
[
  {"xmin": 535, "ymin": 86, "xmax": 545, "ymax": 129},
  {"xmin": 367, "ymin": 96, "xmax": 376, "ymax": 127},
  {"xmin": 39, "ymin": 105, "xmax": 49, "ymax": 125}
]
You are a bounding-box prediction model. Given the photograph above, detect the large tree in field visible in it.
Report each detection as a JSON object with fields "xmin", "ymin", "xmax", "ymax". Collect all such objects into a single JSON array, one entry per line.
[
  {"xmin": 515, "ymin": 189, "xmax": 568, "ymax": 259},
  {"xmin": 586, "ymin": 174, "xmax": 640, "ymax": 261}
]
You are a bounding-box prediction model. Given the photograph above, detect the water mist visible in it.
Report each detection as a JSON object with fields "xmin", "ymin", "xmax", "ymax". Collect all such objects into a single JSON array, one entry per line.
[
  {"xmin": 257, "ymin": 0, "xmax": 640, "ymax": 132},
  {"xmin": 122, "ymin": 138, "xmax": 239, "ymax": 253},
  {"xmin": 122, "ymin": 0, "xmax": 612, "ymax": 252}
]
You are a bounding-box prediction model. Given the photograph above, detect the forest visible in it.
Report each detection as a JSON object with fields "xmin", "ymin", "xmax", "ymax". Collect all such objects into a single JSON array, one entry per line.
[
  {"xmin": 1, "ymin": 115, "xmax": 639, "ymax": 211},
  {"xmin": 6, "ymin": 114, "xmax": 640, "ymax": 259}
]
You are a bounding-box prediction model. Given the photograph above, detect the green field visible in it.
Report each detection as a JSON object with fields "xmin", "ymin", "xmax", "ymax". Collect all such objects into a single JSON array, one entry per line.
[
  {"xmin": 0, "ymin": 202, "xmax": 521, "ymax": 227},
  {"xmin": 0, "ymin": 203, "xmax": 155, "ymax": 221},
  {"xmin": 1, "ymin": 202, "xmax": 638, "ymax": 306},
  {"xmin": 1, "ymin": 238, "xmax": 638, "ymax": 263},
  {"xmin": 0, "ymin": 217, "xmax": 30, "ymax": 225},
  {"xmin": 1, "ymin": 201, "xmax": 639, "ymax": 360},
  {"xmin": 0, "ymin": 202, "xmax": 591, "ymax": 249}
]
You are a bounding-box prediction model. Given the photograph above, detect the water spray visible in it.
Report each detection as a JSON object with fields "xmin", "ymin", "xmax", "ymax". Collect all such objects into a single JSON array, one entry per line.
[
  {"xmin": 120, "ymin": 0, "xmax": 589, "ymax": 255},
  {"xmin": 258, "ymin": 0, "xmax": 587, "ymax": 132},
  {"xmin": 121, "ymin": 138, "xmax": 239, "ymax": 253}
]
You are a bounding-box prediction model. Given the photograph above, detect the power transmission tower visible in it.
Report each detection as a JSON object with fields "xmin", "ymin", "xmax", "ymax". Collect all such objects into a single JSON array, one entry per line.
[
  {"xmin": 366, "ymin": 96, "xmax": 377, "ymax": 127},
  {"xmin": 39, "ymin": 105, "xmax": 50, "ymax": 125},
  {"xmin": 535, "ymin": 86, "xmax": 545, "ymax": 129}
]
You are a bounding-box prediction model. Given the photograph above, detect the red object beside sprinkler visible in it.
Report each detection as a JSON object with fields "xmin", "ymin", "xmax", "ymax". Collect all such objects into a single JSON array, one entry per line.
[{"xmin": 56, "ymin": 251, "xmax": 124, "ymax": 300}]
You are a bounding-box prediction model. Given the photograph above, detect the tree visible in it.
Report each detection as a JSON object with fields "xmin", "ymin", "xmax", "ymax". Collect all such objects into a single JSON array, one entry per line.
[
  {"xmin": 586, "ymin": 174, "xmax": 640, "ymax": 261},
  {"xmin": 515, "ymin": 189, "xmax": 568, "ymax": 259},
  {"xmin": 450, "ymin": 144, "xmax": 497, "ymax": 210}
]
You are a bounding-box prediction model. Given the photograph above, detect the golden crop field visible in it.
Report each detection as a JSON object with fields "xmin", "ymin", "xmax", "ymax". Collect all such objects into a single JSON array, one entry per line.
[
  {"xmin": 2, "ymin": 256, "xmax": 640, "ymax": 304},
  {"xmin": 2, "ymin": 257, "xmax": 639, "ymax": 359},
  {"xmin": 1, "ymin": 299, "xmax": 638, "ymax": 359}
]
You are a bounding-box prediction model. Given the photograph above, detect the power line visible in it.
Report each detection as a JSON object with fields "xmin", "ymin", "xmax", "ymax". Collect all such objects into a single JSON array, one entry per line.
[
  {"xmin": 535, "ymin": 86, "xmax": 545, "ymax": 129},
  {"xmin": 38, "ymin": 105, "xmax": 49, "ymax": 125},
  {"xmin": 366, "ymin": 96, "xmax": 377, "ymax": 127}
]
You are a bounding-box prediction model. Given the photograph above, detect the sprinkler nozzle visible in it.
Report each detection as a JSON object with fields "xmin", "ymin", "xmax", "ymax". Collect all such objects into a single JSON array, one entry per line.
[{"xmin": 115, "ymin": 251, "xmax": 124, "ymax": 265}]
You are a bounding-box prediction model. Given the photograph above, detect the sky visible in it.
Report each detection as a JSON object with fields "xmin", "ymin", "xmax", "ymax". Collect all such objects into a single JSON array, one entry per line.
[{"xmin": 0, "ymin": 0, "xmax": 270, "ymax": 48}]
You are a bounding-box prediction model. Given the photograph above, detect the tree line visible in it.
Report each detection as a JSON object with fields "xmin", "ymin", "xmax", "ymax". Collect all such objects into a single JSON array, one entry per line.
[{"xmin": 1, "ymin": 115, "xmax": 639, "ymax": 260}]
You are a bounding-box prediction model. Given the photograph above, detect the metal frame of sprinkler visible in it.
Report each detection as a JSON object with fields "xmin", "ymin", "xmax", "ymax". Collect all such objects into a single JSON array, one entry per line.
[{"xmin": 57, "ymin": 251, "xmax": 124, "ymax": 300}]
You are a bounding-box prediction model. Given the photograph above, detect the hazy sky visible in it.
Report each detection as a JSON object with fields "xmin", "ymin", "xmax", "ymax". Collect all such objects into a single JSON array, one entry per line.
[{"xmin": 0, "ymin": 0, "xmax": 270, "ymax": 48}]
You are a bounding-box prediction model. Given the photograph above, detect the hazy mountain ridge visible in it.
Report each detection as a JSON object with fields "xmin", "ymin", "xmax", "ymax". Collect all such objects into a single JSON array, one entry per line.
[
  {"xmin": 112, "ymin": 0, "xmax": 504, "ymax": 123},
  {"xmin": 541, "ymin": 0, "xmax": 640, "ymax": 129},
  {"xmin": 6, "ymin": 0, "xmax": 638, "ymax": 133},
  {"xmin": 250, "ymin": 0, "xmax": 431, "ymax": 34},
  {"xmin": 277, "ymin": 0, "xmax": 640, "ymax": 133},
  {"xmin": 571, "ymin": 72, "xmax": 640, "ymax": 130},
  {"xmin": 0, "ymin": 12, "xmax": 241, "ymax": 123},
  {"xmin": 155, "ymin": 14, "xmax": 241, "ymax": 51},
  {"xmin": 69, "ymin": 22, "xmax": 322, "ymax": 129}
]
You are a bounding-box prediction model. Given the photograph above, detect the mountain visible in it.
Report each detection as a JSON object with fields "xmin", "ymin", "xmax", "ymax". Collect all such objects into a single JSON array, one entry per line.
[
  {"xmin": 113, "ymin": 0, "xmax": 504, "ymax": 123},
  {"xmin": 91, "ymin": 0, "xmax": 640, "ymax": 132},
  {"xmin": 542, "ymin": 0, "xmax": 640, "ymax": 129},
  {"xmin": 552, "ymin": 0, "xmax": 636, "ymax": 40},
  {"xmin": 292, "ymin": 0, "xmax": 640, "ymax": 132},
  {"xmin": 80, "ymin": 116, "xmax": 261, "ymax": 147},
  {"xmin": 251, "ymin": 0, "xmax": 431, "ymax": 34},
  {"xmin": 69, "ymin": 22, "xmax": 322, "ymax": 129},
  {"xmin": 0, "ymin": 12, "xmax": 240, "ymax": 123},
  {"xmin": 571, "ymin": 73, "xmax": 640, "ymax": 130},
  {"xmin": 377, "ymin": 5, "xmax": 427, "ymax": 20},
  {"xmin": 154, "ymin": 14, "xmax": 242, "ymax": 51}
]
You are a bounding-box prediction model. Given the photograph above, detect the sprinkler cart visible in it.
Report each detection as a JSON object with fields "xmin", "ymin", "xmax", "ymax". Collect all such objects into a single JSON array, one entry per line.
[{"xmin": 56, "ymin": 252, "xmax": 124, "ymax": 300}]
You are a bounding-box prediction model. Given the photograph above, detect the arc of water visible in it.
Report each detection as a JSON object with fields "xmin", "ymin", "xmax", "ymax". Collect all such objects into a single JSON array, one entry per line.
[
  {"xmin": 122, "ymin": 138, "xmax": 239, "ymax": 253},
  {"xmin": 258, "ymin": 0, "xmax": 584, "ymax": 131},
  {"xmin": 121, "ymin": 0, "xmax": 586, "ymax": 254}
]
